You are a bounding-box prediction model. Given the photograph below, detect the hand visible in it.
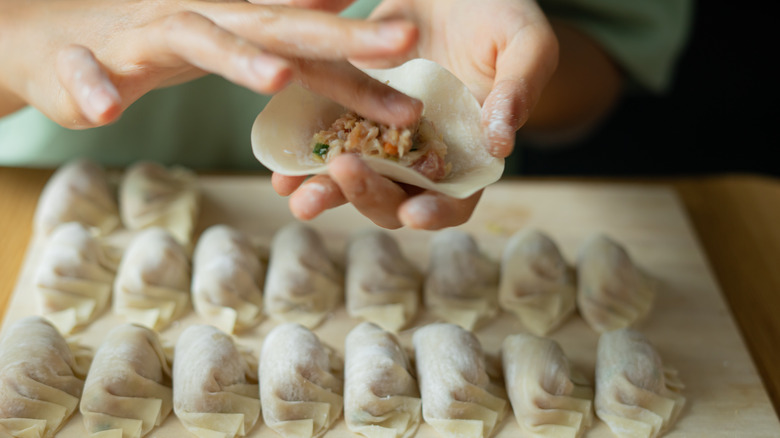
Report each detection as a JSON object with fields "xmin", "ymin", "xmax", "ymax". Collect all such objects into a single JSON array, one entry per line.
[
  {"xmin": 273, "ymin": 0, "xmax": 558, "ymax": 229},
  {"xmin": 0, "ymin": 0, "xmax": 422, "ymax": 128}
]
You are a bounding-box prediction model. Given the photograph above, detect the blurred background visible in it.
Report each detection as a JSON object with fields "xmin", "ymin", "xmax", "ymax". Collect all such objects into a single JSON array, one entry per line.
[{"xmin": 508, "ymin": 0, "xmax": 778, "ymax": 178}]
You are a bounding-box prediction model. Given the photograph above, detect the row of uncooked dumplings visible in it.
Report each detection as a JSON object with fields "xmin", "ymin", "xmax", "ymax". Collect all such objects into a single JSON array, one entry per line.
[
  {"xmin": 0, "ymin": 316, "xmax": 684, "ymax": 438},
  {"xmin": 32, "ymin": 158, "xmax": 655, "ymax": 337},
  {"xmin": 34, "ymin": 217, "xmax": 655, "ymax": 338}
]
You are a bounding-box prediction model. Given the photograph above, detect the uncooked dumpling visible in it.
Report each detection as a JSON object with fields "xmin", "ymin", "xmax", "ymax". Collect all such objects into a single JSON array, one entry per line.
[
  {"xmin": 0, "ymin": 316, "xmax": 89, "ymax": 438},
  {"xmin": 502, "ymin": 333, "xmax": 593, "ymax": 438},
  {"xmin": 119, "ymin": 161, "xmax": 200, "ymax": 247},
  {"xmin": 264, "ymin": 223, "xmax": 342, "ymax": 328},
  {"xmin": 499, "ymin": 229, "xmax": 576, "ymax": 335},
  {"xmin": 346, "ymin": 230, "xmax": 421, "ymax": 332},
  {"xmin": 80, "ymin": 323, "xmax": 172, "ymax": 437},
  {"xmin": 174, "ymin": 324, "xmax": 260, "ymax": 438},
  {"xmin": 344, "ymin": 322, "xmax": 421, "ymax": 438},
  {"xmin": 34, "ymin": 158, "xmax": 119, "ymax": 236},
  {"xmin": 577, "ymin": 234, "xmax": 655, "ymax": 333},
  {"xmin": 113, "ymin": 227, "xmax": 190, "ymax": 330},
  {"xmin": 252, "ymin": 58, "xmax": 504, "ymax": 199},
  {"xmin": 259, "ymin": 323, "xmax": 343, "ymax": 438},
  {"xmin": 424, "ymin": 229, "xmax": 500, "ymax": 330},
  {"xmin": 34, "ymin": 222, "xmax": 118, "ymax": 334},
  {"xmin": 595, "ymin": 328, "xmax": 685, "ymax": 438},
  {"xmin": 192, "ymin": 225, "xmax": 265, "ymax": 333},
  {"xmin": 413, "ymin": 323, "xmax": 506, "ymax": 438}
]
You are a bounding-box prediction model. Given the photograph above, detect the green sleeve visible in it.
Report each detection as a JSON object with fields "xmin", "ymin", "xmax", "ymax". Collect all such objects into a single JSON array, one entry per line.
[{"xmin": 540, "ymin": 0, "xmax": 694, "ymax": 93}]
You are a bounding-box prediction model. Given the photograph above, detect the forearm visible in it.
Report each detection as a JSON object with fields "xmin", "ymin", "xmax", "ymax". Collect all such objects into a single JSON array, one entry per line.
[{"xmin": 521, "ymin": 19, "xmax": 624, "ymax": 145}]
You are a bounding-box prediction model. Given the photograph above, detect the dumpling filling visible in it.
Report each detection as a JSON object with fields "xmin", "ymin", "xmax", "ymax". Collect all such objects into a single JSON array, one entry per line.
[{"xmin": 310, "ymin": 112, "xmax": 452, "ymax": 182}]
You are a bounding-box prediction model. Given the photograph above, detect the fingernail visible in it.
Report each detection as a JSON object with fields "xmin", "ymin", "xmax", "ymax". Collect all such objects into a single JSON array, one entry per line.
[
  {"xmin": 377, "ymin": 23, "xmax": 407, "ymax": 46},
  {"xmin": 383, "ymin": 92, "xmax": 422, "ymax": 125},
  {"xmin": 400, "ymin": 195, "xmax": 439, "ymax": 229},
  {"xmin": 251, "ymin": 55, "xmax": 288, "ymax": 81},
  {"xmin": 87, "ymin": 87, "xmax": 118, "ymax": 121}
]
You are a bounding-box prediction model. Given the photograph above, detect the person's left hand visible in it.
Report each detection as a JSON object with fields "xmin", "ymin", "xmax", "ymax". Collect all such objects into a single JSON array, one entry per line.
[{"xmin": 273, "ymin": 0, "xmax": 559, "ymax": 229}]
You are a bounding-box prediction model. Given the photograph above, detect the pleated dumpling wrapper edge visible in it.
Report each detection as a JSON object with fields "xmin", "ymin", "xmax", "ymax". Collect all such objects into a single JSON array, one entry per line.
[
  {"xmin": 260, "ymin": 322, "xmax": 343, "ymax": 438},
  {"xmin": 595, "ymin": 328, "xmax": 685, "ymax": 438},
  {"xmin": 0, "ymin": 316, "xmax": 90, "ymax": 438},
  {"xmin": 80, "ymin": 323, "xmax": 172, "ymax": 438},
  {"xmin": 502, "ymin": 333, "xmax": 593, "ymax": 438},
  {"xmin": 251, "ymin": 58, "xmax": 504, "ymax": 199},
  {"xmin": 34, "ymin": 222, "xmax": 118, "ymax": 334},
  {"xmin": 34, "ymin": 158, "xmax": 119, "ymax": 237},
  {"xmin": 344, "ymin": 322, "xmax": 421, "ymax": 438},
  {"xmin": 413, "ymin": 323, "xmax": 506, "ymax": 438},
  {"xmin": 173, "ymin": 324, "xmax": 260, "ymax": 438},
  {"xmin": 498, "ymin": 228, "xmax": 576, "ymax": 336}
]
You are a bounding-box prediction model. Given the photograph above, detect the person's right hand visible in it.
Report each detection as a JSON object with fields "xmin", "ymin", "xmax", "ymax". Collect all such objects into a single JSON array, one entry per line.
[{"xmin": 0, "ymin": 0, "xmax": 422, "ymax": 128}]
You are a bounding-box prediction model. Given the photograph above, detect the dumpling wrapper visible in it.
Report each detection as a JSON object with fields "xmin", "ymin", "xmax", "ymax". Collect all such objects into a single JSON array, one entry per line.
[
  {"xmin": 502, "ymin": 333, "xmax": 593, "ymax": 438},
  {"xmin": 413, "ymin": 323, "xmax": 506, "ymax": 438},
  {"xmin": 576, "ymin": 234, "xmax": 655, "ymax": 333},
  {"xmin": 34, "ymin": 222, "xmax": 118, "ymax": 334},
  {"xmin": 34, "ymin": 158, "xmax": 119, "ymax": 237},
  {"xmin": 595, "ymin": 329, "xmax": 685, "ymax": 438},
  {"xmin": 264, "ymin": 223, "xmax": 343, "ymax": 329},
  {"xmin": 346, "ymin": 230, "xmax": 421, "ymax": 333},
  {"xmin": 119, "ymin": 161, "xmax": 200, "ymax": 248},
  {"xmin": 174, "ymin": 324, "xmax": 260, "ymax": 438},
  {"xmin": 251, "ymin": 58, "xmax": 504, "ymax": 199},
  {"xmin": 80, "ymin": 323, "xmax": 172, "ymax": 438},
  {"xmin": 259, "ymin": 323, "xmax": 343, "ymax": 438},
  {"xmin": 192, "ymin": 225, "xmax": 265, "ymax": 333},
  {"xmin": 498, "ymin": 229, "xmax": 576, "ymax": 336},
  {"xmin": 424, "ymin": 229, "xmax": 500, "ymax": 330},
  {"xmin": 344, "ymin": 322, "xmax": 421, "ymax": 438},
  {"xmin": 0, "ymin": 316, "xmax": 90, "ymax": 438},
  {"xmin": 113, "ymin": 227, "xmax": 191, "ymax": 331}
]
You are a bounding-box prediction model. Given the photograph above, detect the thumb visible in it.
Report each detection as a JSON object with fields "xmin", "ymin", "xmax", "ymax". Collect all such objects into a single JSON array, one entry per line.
[{"xmin": 482, "ymin": 25, "xmax": 558, "ymax": 158}]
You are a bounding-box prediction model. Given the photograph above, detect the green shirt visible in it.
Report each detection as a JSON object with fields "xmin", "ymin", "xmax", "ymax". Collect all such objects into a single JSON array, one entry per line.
[{"xmin": 0, "ymin": 0, "xmax": 692, "ymax": 170}]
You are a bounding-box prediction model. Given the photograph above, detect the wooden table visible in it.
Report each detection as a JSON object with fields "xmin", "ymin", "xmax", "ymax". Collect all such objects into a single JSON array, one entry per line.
[{"xmin": 2, "ymin": 166, "xmax": 779, "ymax": 422}]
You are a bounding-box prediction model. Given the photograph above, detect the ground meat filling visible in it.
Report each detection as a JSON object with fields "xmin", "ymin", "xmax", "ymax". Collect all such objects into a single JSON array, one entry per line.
[{"xmin": 310, "ymin": 112, "xmax": 452, "ymax": 182}]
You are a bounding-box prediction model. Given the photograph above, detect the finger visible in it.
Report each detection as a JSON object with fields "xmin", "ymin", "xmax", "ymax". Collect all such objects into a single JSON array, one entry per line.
[
  {"xmin": 144, "ymin": 11, "xmax": 293, "ymax": 95},
  {"xmin": 195, "ymin": 4, "xmax": 418, "ymax": 60},
  {"xmin": 55, "ymin": 45, "xmax": 121, "ymax": 126},
  {"xmin": 295, "ymin": 60, "xmax": 422, "ymax": 127},
  {"xmin": 271, "ymin": 173, "xmax": 307, "ymax": 196},
  {"xmin": 399, "ymin": 190, "xmax": 483, "ymax": 230},
  {"xmin": 248, "ymin": 0, "xmax": 356, "ymax": 12},
  {"xmin": 482, "ymin": 22, "xmax": 558, "ymax": 157},
  {"xmin": 328, "ymin": 154, "xmax": 408, "ymax": 229},
  {"xmin": 288, "ymin": 174, "xmax": 347, "ymax": 220}
]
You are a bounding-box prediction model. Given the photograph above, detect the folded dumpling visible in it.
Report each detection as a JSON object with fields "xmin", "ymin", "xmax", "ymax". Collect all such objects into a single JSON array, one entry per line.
[
  {"xmin": 192, "ymin": 225, "xmax": 265, "ymax": 333},
  {"xmin": 424, "ymin": 229, "xmax": 499, "ymax": 330},
  {"xmin": 346, "ymin": 230, "xmax": 421, "ymax": 332},
  {"xmin": 595, "ymin": 329, "xmax": 685, "ymax": 438},
  {"xmin": 174, "ymin": 324, "xmax": 260, "ymax": 438},
  {"xmin": 413, "ymin": 323, "xmax": 506, "ymax": 438},
  {"xmin": 113, "ymin": 227, "xmax": 191, "ymax": 330},
  {"xmin": 260, "ymin": 322, "xmax": 343, "ymax": 438},
  {"xmin": 80, "ymin": 323, "xmax": 172, "ymax": 437},
  {"xmin": 344, "ymin": 322, "xmax": 421, "ymax": 438},
  {"xmin": 34, "ymin": 158, "xmax": 119, "ymax": 236},
  {"xmin": 576, "ymin": 234, "xmax": 655, "ymax": 333},
  {"xmin": 34, "ymin": 222, "xmax": 118, "ymax": 334},
  {"xmin": 501, "ymin": 333, "xmax": 593, "ymax": 438},
  {"xmin": 264, "ymin": 223, "xmax": 342, "ymax": 328},
  {"xmin": 0, "ymin": 316, "xmax": 89, "ymax": 438},
  {"xmin": 119, "ymin": 161, "xmax": 200, "ymax": 247},
  {"xmin": 498, "ymin": 229, "xmax": 576, "ymax": 336}
]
